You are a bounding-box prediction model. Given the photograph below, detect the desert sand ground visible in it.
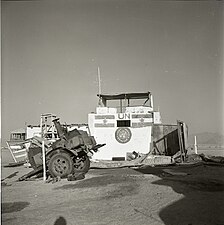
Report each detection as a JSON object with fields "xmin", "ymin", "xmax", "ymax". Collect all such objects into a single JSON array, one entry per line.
[{"xmin": 1, "ymin": 148, "xmax": 224, "ymax": 225}]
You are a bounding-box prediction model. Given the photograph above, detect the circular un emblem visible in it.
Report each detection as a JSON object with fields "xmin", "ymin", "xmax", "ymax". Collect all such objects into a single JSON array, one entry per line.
[{"xmin": 115, "ymin": 128, "xmax": 132, "ymax": 144}]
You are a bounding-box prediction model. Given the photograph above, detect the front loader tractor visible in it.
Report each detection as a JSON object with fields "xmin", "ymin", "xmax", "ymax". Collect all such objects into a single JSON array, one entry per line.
[{"xmin": 27, "ymin": 118, "xmax": 105, "ymax": 178}]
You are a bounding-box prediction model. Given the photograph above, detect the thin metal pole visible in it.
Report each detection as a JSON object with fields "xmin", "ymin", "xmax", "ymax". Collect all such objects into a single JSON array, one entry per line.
[
  {"xmin": 40, "ymin": 115, "xmax": 43, "ymax": 138},
  {"xmin": 97, "ymin": 67, "xmax": 101, "ymax": 95},
  {"xmin": 42, "ymin": 141, "xmax": 46, "ymax": 181},
  {"xmin": 6, "ymin": 142, "xmax": 17, "ymax": 163},
  {"xmin": 194, "ymin": 136, "xmax": 198, "ymax": 154}
]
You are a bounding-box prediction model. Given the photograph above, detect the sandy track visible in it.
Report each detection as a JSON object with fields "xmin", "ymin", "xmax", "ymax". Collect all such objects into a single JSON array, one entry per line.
[
  {"xmin": 2, "ymin": 161, "xmax": 224, "ymax": 225},
  {"xmin": 2, "ymin": 149, "xmax": 224, "ymax": 225}
]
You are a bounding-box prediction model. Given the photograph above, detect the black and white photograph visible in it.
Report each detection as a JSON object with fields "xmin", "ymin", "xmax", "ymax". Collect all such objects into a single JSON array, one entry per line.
[{"xmin": 1, "ymin": 0, "xmax": 224, "ymax": 224}]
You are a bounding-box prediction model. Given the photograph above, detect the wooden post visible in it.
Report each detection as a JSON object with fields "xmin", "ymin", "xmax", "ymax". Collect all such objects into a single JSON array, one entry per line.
[
  {"xmin": 42, "ymin": 141, "xmax": 46, "ymax": 181},
  {"xmin": 177, "ymin": 121, "xmax": 184, "ymax": 162}
]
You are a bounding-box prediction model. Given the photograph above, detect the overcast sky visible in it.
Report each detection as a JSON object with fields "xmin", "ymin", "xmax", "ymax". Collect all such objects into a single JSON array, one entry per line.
[{"xmin": 1, "ymin": 0, "xmax": 224, "ymax": 143}]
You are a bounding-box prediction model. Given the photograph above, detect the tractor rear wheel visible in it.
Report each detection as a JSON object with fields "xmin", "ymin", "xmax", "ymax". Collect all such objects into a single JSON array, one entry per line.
[
  {"xmin": 48, "ymin": 152, "xmax": 74, "ymax": 178},
  {"xmin": 73, "ymin": 156, "xmax": 90, "ymax": 173}
]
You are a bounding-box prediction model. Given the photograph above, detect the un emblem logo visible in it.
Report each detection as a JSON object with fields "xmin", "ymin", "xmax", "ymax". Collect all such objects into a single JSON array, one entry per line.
[{"xmin": 115, "ymin": 128, "xmax": 132, "ymax": 144}]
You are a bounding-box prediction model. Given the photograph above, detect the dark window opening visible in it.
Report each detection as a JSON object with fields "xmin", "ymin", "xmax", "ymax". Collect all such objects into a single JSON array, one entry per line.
[
  {"xmin": 117, "ymin": 120, "xmax": 131, "ymax": 127},
  {"xmin": 112, "ymin": 157, "xmax": 125, "ymax": 161}
]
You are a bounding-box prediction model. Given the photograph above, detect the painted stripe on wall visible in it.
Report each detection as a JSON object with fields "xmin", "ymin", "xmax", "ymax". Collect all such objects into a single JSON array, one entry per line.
[
  {"xmin": 94, "ymin": 123, "xmax": 115, "ymax": 127},
  {"xmin": 95, "ymin": 115, "xmax": 115, "ymax": 119},
  {"xmin": 132, "ymin": 122, "xmax": 153, "ymax": 128},
  {"xmin": 132, "ymin": 114, "xmax": 153, "ymax": 118},
  {"xmin": 15, "ymin": 154, "xmax": 27, "ymax": 158},
  {"xmin": 12, "ymin": 149, "xmax": 27, "ymax": 153},
  {"xmin": 131, "ymin": 118, "xmax": 153, "ymax": 123}
]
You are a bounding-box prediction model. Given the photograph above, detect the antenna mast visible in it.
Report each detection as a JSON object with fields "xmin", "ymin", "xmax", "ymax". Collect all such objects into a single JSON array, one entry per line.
[
  {"xmin": 98, "ymin": 66, "xmax": 101, "ymax": 95},
  {"xmin": 97, "ymin": 67, "xmax": 102, "ymax": 106}
]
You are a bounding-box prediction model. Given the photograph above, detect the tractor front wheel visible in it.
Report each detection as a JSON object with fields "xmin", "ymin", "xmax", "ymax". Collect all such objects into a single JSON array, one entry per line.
[{"xmin": 73, "ymin": 156, "xmax": 90, "ymax": 173}]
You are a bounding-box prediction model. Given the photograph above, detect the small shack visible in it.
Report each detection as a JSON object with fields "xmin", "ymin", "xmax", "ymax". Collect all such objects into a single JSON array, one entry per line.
[{"xmin": 10, "ymin": 128, "xmax": 26, "ymax": 142}]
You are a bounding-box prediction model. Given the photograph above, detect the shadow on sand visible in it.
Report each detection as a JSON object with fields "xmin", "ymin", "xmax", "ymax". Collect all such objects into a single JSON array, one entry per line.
[
  {"xmin": 2, "ymin": 201, "xmax": 30, "ymax": 214},
  {"xmin": 135, "ymin": 164, "xmax": 224, "ymax": 225},
  {"xmin": 54, "ymin": 216, "xmax": 67, "ymax": 225}
]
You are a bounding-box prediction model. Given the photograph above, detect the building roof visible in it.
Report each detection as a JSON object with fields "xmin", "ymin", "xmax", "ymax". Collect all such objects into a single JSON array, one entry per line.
[
  {"xmin": 11, "ymin": 128, "xmax": 26, "ymax": 134},
  {"xmin": 97, "ymin": 92, "xmax": 151, "ymax": 101}
]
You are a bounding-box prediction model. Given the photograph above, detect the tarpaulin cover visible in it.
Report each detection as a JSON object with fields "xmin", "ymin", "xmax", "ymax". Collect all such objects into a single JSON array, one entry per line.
[{"xmin": 97, "ymin": 92, "xmax": 151, "ymax": 101}]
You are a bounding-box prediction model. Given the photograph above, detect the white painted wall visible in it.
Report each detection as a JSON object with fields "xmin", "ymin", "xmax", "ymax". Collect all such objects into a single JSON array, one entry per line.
[
  {"xmin": 26, "ymin": 127, "xmax": 41, "ymax": 139},
  {"xmin": 88, "ymin": 111, "xmax": 153, "ymax": 160}
]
